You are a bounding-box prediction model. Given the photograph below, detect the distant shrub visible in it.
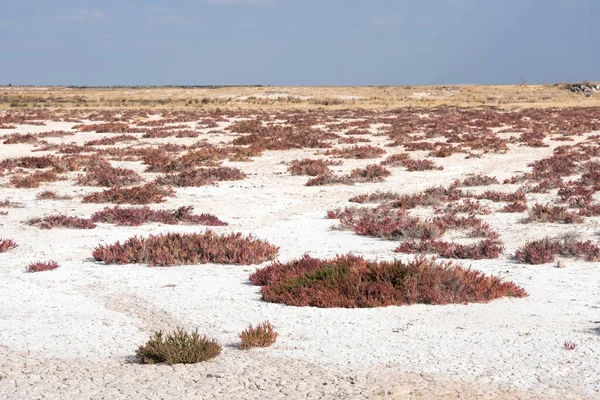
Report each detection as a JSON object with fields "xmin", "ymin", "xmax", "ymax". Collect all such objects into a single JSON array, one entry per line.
[
  {"xmin": 35, "ymin": 191, "xmax": 72, "ymax": 200},
  {"xmin": 515, "ymin": 237, "xmax": 600, "ymax": 264},
  {"xmin": 238, "ymin": 321, "xmax": 278, "ymax": 350},
  {"xmin": 27, "ymin": 215, "xmax": 96, "ymax": 230},
  {"xmin": 90, "ymin": 206, "xmax": 227, "ymax": 227},
  {"xmin": 76, "ymin": 163, "xmax": 142, "ymax": 187},
  {"xmin": 136, "ymin": 329, "xmax": 221, "ymax": 365},
  {"xmin": 156, "ymin": 167, "xmax": 246, "ymax": 187},
  {"xmin": 0, "ymin": 239, "xmax": 18, "ymax": 253},
  {"xmin": 26, "ymin": 260, "xmax": 60, "ymax": 273},
  {"xmin": 93, "ymin": 231, "xmax": 279, "ymax": 266},
  {"xmin": 404, "ymin": 159, "xmax": 443, "ymax": 171},
  {"xmin": 349, "ymin": 164, "xmax": 392, "ymax": 182},
  {"xmin": 395, "ymin": 239, "xmax": 504, "ymax": 260},
  {"xmin": 83, "ymin": 183, "xmax": 175, "ymax": 204},
  {"xmin": 522, "ymin": 203, "xmax": 583, "ymax": 224},
  {"xmin": 305, "ymin": 174, "xmax": 353, "ymax": 187},
  {"xmin": 287, "ymin": 159, "xmax": 334, "ymax": 176},
  {"xmin": 456, "ymin": 174, "xmax": 499, "ymax": 187},
  {"xmin": 499, "ymin": 202, "xmax": 528, "ymax": 213},
  {"xmin": 476, "ymin": 190, "xmax": 526, "ymax": 203},
  {"xmin": 250, "ymin": 254, "xmax": 526, "ymax": 307},
  {"xmin": 325, "ymin": 145, "xmax": 386, "ymax": 159}
]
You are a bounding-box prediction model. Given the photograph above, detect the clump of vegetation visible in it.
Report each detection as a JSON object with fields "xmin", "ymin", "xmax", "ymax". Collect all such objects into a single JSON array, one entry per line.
[
  {"xmin": 26, "ymin": 261, "xmax": 60, "ymax": 273},
  {"xmin": 0, "ymin": 239, "xmax": 18, "ymax": 253},
  {"xmin": 156, "ymin": 167, "xmax": 246, "ymax": 187},
  {"xmin": 27, "ymin": 215, "xmax": 96, "ymax": 229},
  {"xmin": 522, "ymin": 203, "xmax": 583, "ymax": 224},
  {"xmin": 515, "ymin": 236, "xmax": 600, "ymax": 264},
  {"xmin": 454, "ymin": 174, "xmax": 499, "ymax": 187},
  {"xmin": 83, "ymin": 183, "xmax": 175, "ymax": 204},
  {"xmin": 76, "ymin": 162, "xmax": 142, "ymax": 187},
  {"xmin": 324, "ymin": 145, "xmax": 386, "ymax": 159},
  {"xmin": 499, "ymin": 202, "xmax": 528, "ymax": 213},
  {"xmin": 35, "ymin": 191, "xmax": 72, "ymax": 200},
  {"xmin": 395, "ymin": 238, "xmax": 505, "ymax": 260},
  {"xmin": 250, "ymin": 254, "xmax": 526, "ymax": 307},
  {"xmin": 90, "ymin": 206, "xmax": 227, "ymax": 227},
  {"xmin": 404, "ymin": 159, "xmax": 444, "ymax": 171},
  {"xmin": 287, "ymin": 159, "xmax": 336, "ymax": 176},
  {"xmin": 135, "ymin": 328, "xmax": 221, "ymax": 365},
  {"xmin": 93, "ymin": 231, "xmax": 279, "ymax": 266},
  {"xmin": 136, "ymin": 329, "xmax": 221, "ymax": 365},
  {"xmin": 349, "ymin": 164, "xmax": 392, "ymax": 182},
  {"xmin": 238, "ymin": 321, "xmax": 278, "ymax": 350}
]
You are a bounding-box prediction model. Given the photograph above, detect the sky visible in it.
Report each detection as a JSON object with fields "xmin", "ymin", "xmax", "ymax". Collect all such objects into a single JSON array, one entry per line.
[{"xmin": 0, "ymin": 0, "xmax": 597, "ymax": 86}]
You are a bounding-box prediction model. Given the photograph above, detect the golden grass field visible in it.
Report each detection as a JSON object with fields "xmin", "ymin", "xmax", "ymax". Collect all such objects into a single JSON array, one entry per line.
[{"xmin": 1, "ymin": 84, "xmax": 599, "ymax": 110}]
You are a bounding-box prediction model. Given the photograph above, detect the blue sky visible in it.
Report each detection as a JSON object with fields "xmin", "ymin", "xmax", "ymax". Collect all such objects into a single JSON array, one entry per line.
[{"xmin": 0, "ymin": 0, "xmax": 597, "ymax": 86}]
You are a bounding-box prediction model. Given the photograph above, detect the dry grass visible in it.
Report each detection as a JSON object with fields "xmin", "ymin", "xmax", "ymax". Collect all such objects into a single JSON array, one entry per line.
[{"xmin": 3, "ymin": 84, "xmax": 599, "ymax": 110}]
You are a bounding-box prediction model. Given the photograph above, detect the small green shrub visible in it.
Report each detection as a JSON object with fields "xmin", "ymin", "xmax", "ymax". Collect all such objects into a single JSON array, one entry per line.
[{"xmin": 136, "ymin": 329, "xmax": 221, "ymax": 365}]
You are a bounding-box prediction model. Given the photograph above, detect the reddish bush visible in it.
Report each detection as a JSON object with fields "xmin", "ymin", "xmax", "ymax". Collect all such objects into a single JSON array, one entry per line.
[
  {"xmin": 522, "ymin": 203, "xmax": 583, "ymax": 224},
  {"xmin": 499, "ymin": 202, "xmax": 528, "ymax": 213},
  {"xmin": 287, "ymin": 159, "xmax": 335, "ymax": 176},
  {"xmin": 28, "ymin": 215, "xmax": 96, "ymax": 229},
  {"xmin": 156, "ymin": 167, "xmax": 246, "ymax": 187},
  {"xmin": 83, "ymin": 183, "xmax": 175, "ymax": 204},
  {"xmin": 380, "ymin": 153, "xmax": 411, "ymax": 166},
  {"xmin": 93, "ymin": 231, "xmax": 279, "ymax": 266},
  {"xmin": 515, "ymin": 237, "xmax": 600, "ymax": 264},
  {"xmin": 0, "ymin": 239, "xmax": 18, "ymax": 253},
  {"xmin": 563, "ymin": 341, "xmax": 577, "ymax": 351},
  {"xmin": 84, "ymin": 135, "xmax": 138, "ymax": 146},
  {"xmin": 26, "ymin": 261, "xmax": 60, "ymax": 273},
  {"xmin": 90, "ymin": 206, "xmax": 227, "ymax": 227},
  {"xmin": 395, "ymin": 239, "xmax": 504, "ymax": 260},
  {"xmin": 476, "ymin": 190, "xmax": 526, "ymax": 203},
  {"xmin": 324, "ymin": 145, "xmax": 386, "ymax": 159},
  {"xmin": 35, "ymin": 191, "xmax": 72, "ymax": 200},
  {"xmin": 238, "ymin": 321, "xmax": 278, "ymax": 350},
  {"xmin": 456, "ymin": 174, "xmax": 499, "ymax": 187},
  {"xmin": 10, "ymin": 171, "xmax": 62, "ymax": 188},
  {"xmin": 250, "ymin": 254, "xmax": 526, "ymax": 307},
  {"xmin": 77, "ymin": 163, "xmax": 142, "ymax": 187},
  {"xmin": 349, "ymin": 164, "xmax": 392, "ymax": 182},
  {"xmin": 305, "ymin": 174, "xmax": 353, "ymax": 186},
  {"xmin": 404, "ymin": 159, "xmax": 443, "ymax": 171}
]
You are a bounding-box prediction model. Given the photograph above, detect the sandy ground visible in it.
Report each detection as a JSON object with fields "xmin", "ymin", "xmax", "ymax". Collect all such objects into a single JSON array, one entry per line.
[{"xmin": 0, "ymin": 118, "xmax": 599, "ymax": 399}]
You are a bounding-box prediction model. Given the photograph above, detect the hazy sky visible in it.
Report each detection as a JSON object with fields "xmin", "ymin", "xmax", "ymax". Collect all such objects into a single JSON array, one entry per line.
[{"xmin": 0, "ymin": 0, "xmax": 597, "ymax": 86}]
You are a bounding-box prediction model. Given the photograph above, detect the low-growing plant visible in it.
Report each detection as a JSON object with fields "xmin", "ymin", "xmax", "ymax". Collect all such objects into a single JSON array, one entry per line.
[
  {"xmin": 456, "ymin": 174, "xmax": 499, "ymax": 187},
  {"xmin": 287, "ymin": 159, "xmax": 334, "ymax": 176},
  {"xmin": 90, "ymin": 206, "xmax": 227, "ymax": 227},
  {"xmin": 522, "ymin": 203, "xmax": 583, "ymax": 224},
  {"xmin": 27, "ymin": 215, "xmax": 96, "ymax": 230},
  {"xmin": 156, "ymin": 167, "xmax": 246, "ymax": 187},
  {"xmin": 136, "ymin": 329, "xmax": 221, "ymax": 365},
  {"xmin": 499, "ymin": 202, "xmax": 528, "ymax": 213},
  {"xmin": 238, "ymin": 321, "xmax": 278, "ymax": 350},
  {"xmin": 395, "ymin": 238, "xmax": 504, "ymax": 260},
  {"xmin": 93, "ymin": 231, "xmax": 279, "ymax": 266},
  {"xmin": 515, "ymin": 237, "xmax": 600, "ymax": 264},
  {"xmin": 324, "ymin": 145, "xmax": 386, "ymax": 159},
  {"xmin": 35, "ymin": 191, "xmax": 72, "ymax": 200},
  {"xmin": 0, "ymin": 239, "xmax": 18, "ymax": 253},
  {"xmin": 250, "ymin": 254, "xmax": 526, "ymax": 307},
  {"xmin": 77, "ymin": 163, "xmax": 142, "ymax": 187},
  {"xmin": 26, "ymin": 260, "xmax": 60, "ymax": 272},
  {"xmin": 83, "ymin": 183, "xmax": 175, "ymax": 204},
  {"xmin": 404, "ymin": 159, "xmax": 443, "ymax": 171}
]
